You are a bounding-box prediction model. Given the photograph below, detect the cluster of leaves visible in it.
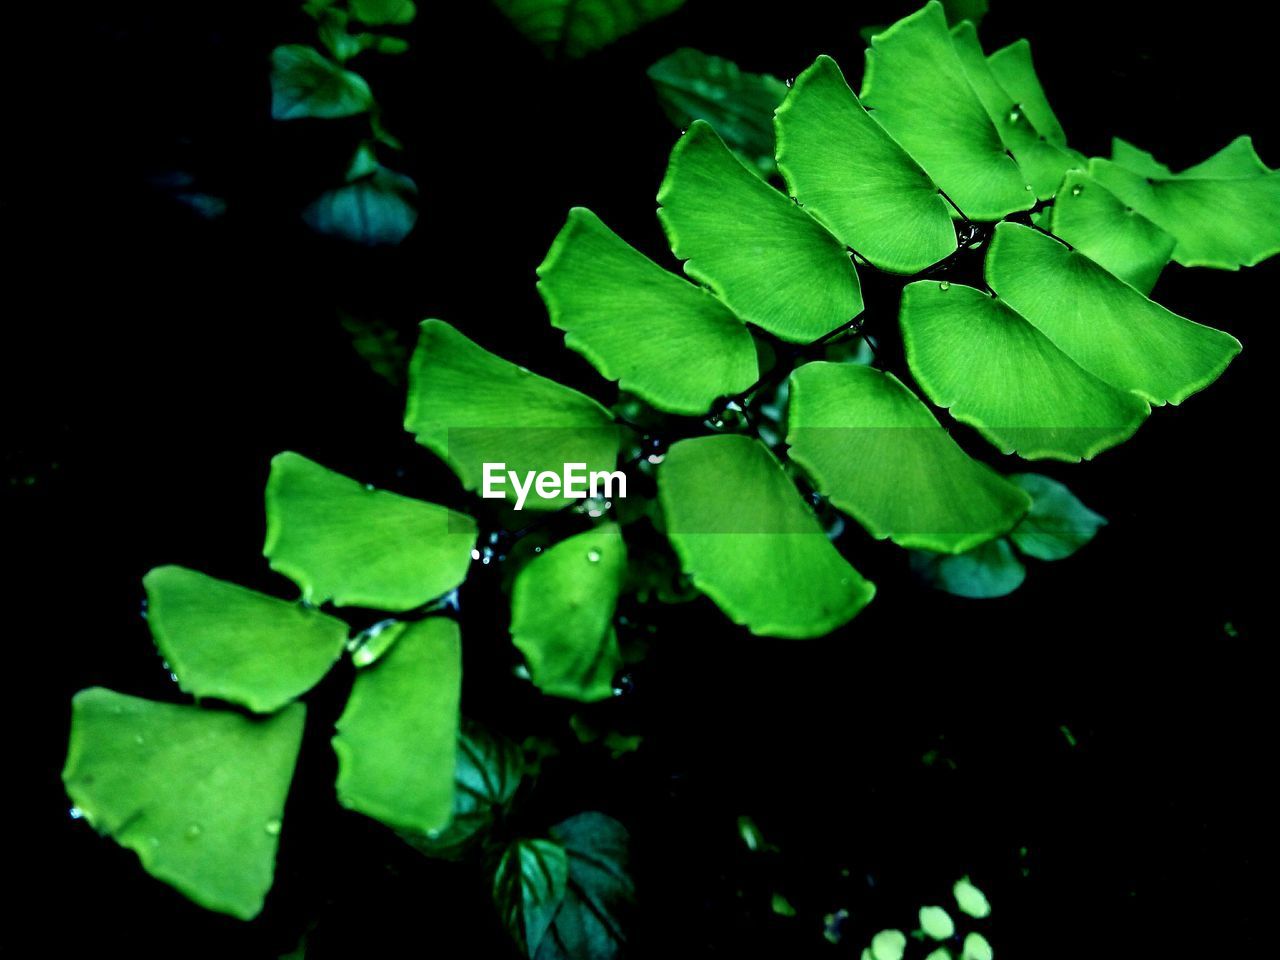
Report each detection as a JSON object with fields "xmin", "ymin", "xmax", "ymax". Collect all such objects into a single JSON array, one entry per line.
[
  {"xmin": 842, "ymin": 877, "xmax": 995, "ymax": 960},
  {"xmin": 270, "ymin": 0, "xmax": 419, "ymax": 245},
  {"xmin": 66, "ymin": 2, "xmax": 1278, "ymax": 955}
]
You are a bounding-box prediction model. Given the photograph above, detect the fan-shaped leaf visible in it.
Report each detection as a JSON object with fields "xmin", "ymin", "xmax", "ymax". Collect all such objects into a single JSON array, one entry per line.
[
  {"xmin": 774, "ymin": 55, "xmax": 956, "ymax": 273},
  {"xmin": 1045, "ymin": 171, "xmax": 1175, "ymax": 293},
  {"xmin": 949, "ymin": 22, "xmax": 1081, "ymax": 199},
  {"xmin": 920, "ymin": 906, "xmax": 956, "ymax": 940},
  {"xmin": 1090, "ymin": 137, "xmax": 1280, "ymax": 268},
  {"xmin": 911, "ymin": 538, "xmax": 1026, "ymax": 598},
  {"xmin": 494, "ymin": 839, "xmax": 569, "ymax": 956},
  {"xmin": 787, "ymin": 362, "xmax": 1030, "ymax": 553},
  {"xmin": 349, "ymin": 0, "xmax": 415, "ymax": 24},
  {"xmin": 986, "ymin": 39, "xmax": 1067, "ymax": 146},
  {"xmin": 962, "ymin": 932, "xmax": 994, "ymax": 960},
  {"xmin": 405, "ymin": 319, "xmax": 622, "ymax": 510},
  {"xmin": 648, "ymin": 48, "xmax": 788, "ymax": 177},
  {"xmin": 657, "ymin": 120, "xmax": 864, "ymax": 343},
  {"xmin": 899, "ymin": 281, "xmax": 1150, "ymax": 461},
  {"xmin": 954, "ymin": 876, "xmax": 992, "ymax": 918},
  {"xmin": 493, "ymin": 0, "xmax": 685, "ymax": 59},
  {"xmin": 263, "ymin": 452, "xmax": 477, "ymax": 611},
  {"xmin": 536, "ymin": 813, "xmax": 634, "ymax": 960},
  {"xmin": 333, "ymin": 617, "xmax": 461, "ymax": 834},
  {"xmin": 657, "ymin": 434, "xmax": 875, "ymax": 638},
  {"xmin": 143, "ymin": 566, "xmax": 348, "ymax": 714},
  {"xmin": 871, "ymin": 929, "xmax": 908, "ymax": 960},
  {"xmin": 403, "ymin": 719, "xmax": 525, "ymax": 860},
  {"xmin": 985, "ymin": 222, "xmax": 1241, "ymax": 404},
  {"xmin": 859, "ymin": 2, "xmax": 1034, "ymax": 219},
  {"xmin": 510, "ymin": 524, "xmax": 626, "ymax": 702},
  {"xmin": 1008, "ymin": 473, "xmax": 1106, "ymax": 560},
  {"xmin": 270, "ymin": 45, "xmax": 373, "ymax": 121},
  {"xmin": 537, "ymin": 208, "xmax": 757, "ymax": 415},
  {"xmin": 303, "ymin": 165, "xmax": 418, "ymax": 246},
  {"xmin": 62, "ymin": 688, "xmax": 305, "ymax": 920}
]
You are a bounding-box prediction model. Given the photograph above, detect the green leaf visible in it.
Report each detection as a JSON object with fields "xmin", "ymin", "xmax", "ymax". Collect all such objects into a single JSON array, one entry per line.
[
  {"xmin": 349, "ymin": 0, "xmax": 416, "ymax": 25},
  {"xmin": 62, "ymin": 688, "xmax": 305, "ymax": 920},
  {"xmin": 657, "ymin": 120, "xmax": 864, "ymax": 343},
  {"xmin": 493, "ymin": 0, "xmax": 686, "ymax": 59},
  {"xmin": 537, "ymin": 207, "xmax": 758, "ymax": 415},
  {"xmin": 787, "ymin": 362, "xmax": 1030, "ymax": 553},
  {"xmin": 1008, "ymin": 473, "xmax": 1106, "ymax": 561},
  {"xmin": 859, "ymin": 3, "xmax": 1034, "ymax": 220},
  {"xmin": 511, "ymin": 524, "xmax": 626, "ymax": 702},
  {"xmin": 657, "ymin": 434, "xmax": 875, "ymax": 638},
  {"xmin": 494, "ymin": 839, "xmax": 569, "ymax": 956},
  {"xmin": 911, "ymin": 538, "xmax": 1026, "ymax": 598},
  {"xmin": 404, "ymin": 319, "xmax": 622, "ymax": 510},
  {"xmin": 333, "ymin": 617, "xmax": 462, "ymax": 834},
  {"xmin": 143, "ymin": 565, "xmax": 348, "ymax": 714},
  {"xmin": 1045, "ymin": 171, "xmax": 1176, "ymax": 294},
  {"xmin": 871, "ymin": 929, "xmax": 908, "ymax": 960},
  {"xmin": 954, "ymin": 876, "xmax": 992, "ymax": 918},
  {"xmin": 774, "ymin": 55, "xmax": 956, "ymax": 273},
  {"xmin": 985, "ymin": 222, "xmax": 1241, "ymax": 405},
  {"xmin": 403, "ymin": 719, "xmax": 525, "ymax": 860},
  {"xmin": 1089, "ymin": 136, "xmax": 1280, "ymax": 269},
  {"xmin": 648, "ymin": 48, "xmax": 789, "ymax": 177},
  {"xmin": 962, "ymin": 932, "xmax": 994, "ymax": 960},
  {"xmin": 949, "ymin": 22, "xmax": 1081, "ymax": 199},
  {"xmin": 303, "ymin": 165, "xmax": 418, "ymax": 246},
  {"xmin": 899, "ymin": 280, "xmax": 1150, "ymax": 461},
  {"xmin": 263, "ymin": 451, "xmax": 477, "ymax": 611},
  {"xmin": 920, "ymin": 905, "xmax": 956, "ymax": 940},
  {"xmin": 986, "ymin": 39, "xmax": 1067, "ymax": 146},
  {"xmin": 536, "ymin": 813, "xmax": 634, "ymax": 960},
  {"xmin": 270, "ymin": 45, "xmax": 374, "ymax": 120}
]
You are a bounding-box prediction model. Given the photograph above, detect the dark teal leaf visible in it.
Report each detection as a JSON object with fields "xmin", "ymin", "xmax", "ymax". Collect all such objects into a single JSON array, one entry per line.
[
  {"xmin": 536, "ymin": 813, "xmax": 634, "ymax": 960},
  {"xmin": 911, "ymin": 538, "xmax": 1026, "ymax": 598},
  {"xmin": 1008, "ymin": 473, "xmax": 1106, "ymax": 560},
  {"xmin": 303, "ymin": 165, "xmax": 418, "ymax": 246},
  {"xmin": 270, "ymin": 45, "xmax": 374, "ymax": 120},
  {"xmin": 494, "ymin": 839, "xmax": 569, "ymax": 956}
]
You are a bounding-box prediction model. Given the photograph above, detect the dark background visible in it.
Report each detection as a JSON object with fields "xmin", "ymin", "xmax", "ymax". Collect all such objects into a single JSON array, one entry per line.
[{"xmin": 4, "ymin": 0, "xmax": 1272, "ymax": 956}]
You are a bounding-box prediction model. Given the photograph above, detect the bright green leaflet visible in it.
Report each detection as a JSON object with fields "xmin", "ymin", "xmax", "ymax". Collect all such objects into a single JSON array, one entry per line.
[
  {"xmin": 1008, "ymin": 473, "xmax": 1106, "ymax": 561},
  {"xmin": 62, "ymin": 688, "xmax": 305, "ymax": 920},
  {"xmin": 657, "ymin": 434, "xmax": 876, "ymax": 638},
  {"xmin": 920, "ymin": 906, "xmax": 956, "ymax": 940},
  {"xmin": 657, "ymin": 120, "xmax": 864, "ymax": 343},
  {"xmin": 349, "ymin": 0, "xmax": 416, "ymax": 24},
  {"xmin": 269, "ymin": 44, "xmax": 373, "ymax": 120},
  {"xmin": 510, "ymin": 524, "xmax": 626, "ymax": 703},
  {"xmin": 404, "ymin": 319, "xmax": 622, "ymax": 510},
  {"xmin": 143, "ymin": 565, "xmax": 348, "ymax": 714},
  {"xmin": 985, "ymin": 222, "xmax": 1241, "ymax": 405},
  {"xmin": 787, "ymin": 362, "xmax": 1030, "ymax": 553},
  {"xmin": 949, "ymin": 22, "xmax": 1079, "ymax": 200},
  {"xmin": 1089, "ymin": 138, "xmax": 1280, "ymax": 269},
  {"xmin": 537, "ymin": 207, "xmax": 757, "ymax": 415},
  {"xmin": 1046, "ymin": 171, "xmax": 1176, "ymax": 294},
  {"xmin": 536, "ymin": 813, "xmax": 634, "ymax": 960},
  {"xmin": 924, "ymin": 950, "xmax": 953, "ymax": 960},
  {"xmin": 954, "ymin": 876, "xmax": 992, "ymax": 918},
  {"xmin": 648, "ymin": 48, "xmax": 789, "ymax": 177},
  {"xmin": 911, "ymin": 539, "xmax": 1026, "ymax": 598},
  {"xmin": 303, "ymin": 165, "xmax": 418, "ymax": 246},
  {"xmin": 871, "ymin": 929, "xmax": 908, "ymax": 960},
  {"xmin": 963, "ymin": 932, "xmax": 994, "ymax": 960},
  {"xmin": 774, "ymin": 55, "xmax": 956, "ymax": 274},
  {"xmin": 333, "ymin": 617, "xmax": 462, "ymax": 834},
  {"xmin": 492, "ymin": 0, "xmax": 685, "ymax": 58},
  {"xmin": 899, "ymin": 281, "xmax": 1150, "ymax": 461},
  {"xmin": 859, "ymin": 2, "xmax": 1033, "ymax": 220},
  {"xmin": 405, "ymin": 720, "xmax": 525, "ymax": 860},
  {"xmin": 986, "ymin": 39, "xmax": 1067, "ymax": 146},
  {"xmin": 494, "ymin": 839, "xmax": 569, "ymax": 956},
  {"xmin": 263, "ymin": 451, "xmax": 478, "ymax": 611}
]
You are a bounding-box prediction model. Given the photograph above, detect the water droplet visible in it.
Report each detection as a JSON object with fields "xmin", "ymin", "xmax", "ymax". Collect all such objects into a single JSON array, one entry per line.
[
  {"xmin": 586, "ymin": 548, "xmax": 602, "ymax": 563},
  {"xmin": 264, "ymin": 819, "xmax": 282, "ymax": 836},
  {"xmin": 513, "ymin": 664, "xmax": 531, "ymax": 681},
  {"xmin": 363, "ymin": 483, "xmax": 375, "ymax": 491},
  {"xmin": 646, "ymin": 453, "xmax": 665, "ymax": 465},
  {"xmin": 1071, "ymin": 184, "xmax": 1084, "ymax": 197},
  {"xmin": 1024, "ymin": 183, "xmax": 1034, "ymax": 191},
  {"xmin": 134, "ymin": 734, "xmax": 146, "ymax": 745},
  {"xmin": 939, "ymin": 280, "xmax": 950, "ymax": 291},
  {"xmin": 1008, "ymin": 106, "xmax": 1022, "ymax": 123},
  {"xmin": 612, "ymin": 672, "xmax": 635, "ymax": 697},
  {"xmin": 68, "ymin": 806, "xmax": 85, "ymax": 820},
  {"xmin": 185, "ymin": 823, "xmax": 202, "ymax": 840},
  {"xmin": 470, "ymin": 548, "xmax": 481, "ymax": 560}
]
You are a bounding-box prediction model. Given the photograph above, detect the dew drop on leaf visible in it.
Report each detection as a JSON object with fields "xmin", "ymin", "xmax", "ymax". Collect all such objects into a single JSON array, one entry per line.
[
  {"xmin": 586, "ymin": 548, "xmax": 603, "ymax": 563},
  {"xmin": 264, "ymin": 819, "xmax": 282, "ymax": 836}
]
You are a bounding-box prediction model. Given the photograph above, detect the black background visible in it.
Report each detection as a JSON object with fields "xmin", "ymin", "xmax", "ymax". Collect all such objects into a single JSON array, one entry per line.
[{"xmin": 4, "ymin": 0, "xmax": 1273, "ymax": 956}]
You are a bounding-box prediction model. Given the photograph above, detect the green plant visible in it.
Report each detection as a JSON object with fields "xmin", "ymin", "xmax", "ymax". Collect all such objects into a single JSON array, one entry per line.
[{"xmin": 64, "ymin": 2, "xmax": 1278, "ymax": 954}]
